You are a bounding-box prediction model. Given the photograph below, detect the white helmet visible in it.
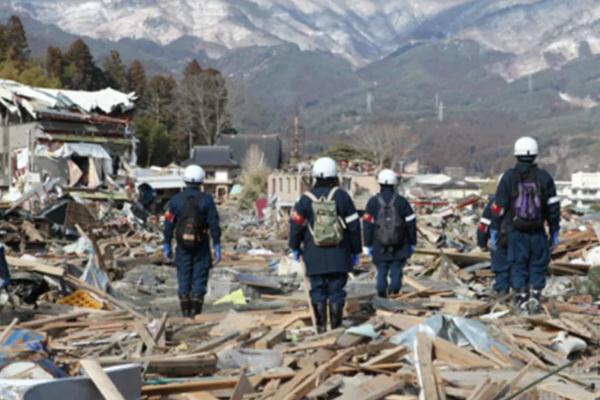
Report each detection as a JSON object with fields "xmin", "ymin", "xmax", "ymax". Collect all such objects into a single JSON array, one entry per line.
[
  {"xmin": 514, "ymin": 136, "xmax": 538, "ymax": 157},
  {"xmin": 311, "ymin": 157, "xmax": 337, "ymax": 178},
  {"xmin": 183, "ymin": 164, "xmax": 206, "ymax": 184},
  {"xmin": 377, "ymin": 169, "xmax": 398, "ymax": 185}
]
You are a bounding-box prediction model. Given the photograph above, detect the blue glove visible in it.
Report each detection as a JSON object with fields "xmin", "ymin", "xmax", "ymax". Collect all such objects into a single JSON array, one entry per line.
[
  {"xmin": 163, "ymin": 243, "xmax": 173, "ymax": 261},
  {"xmin": 0, "ymin": 278, "xmax": 9, "ymax": 290},
  {"xmin": 550, "ymin": 231, "xmax": 560, "ymax": 251},
  {"xmin": 489, "ymin": 229, "xmax": 498, "ymax": 252},
  {"xmin": 352, "ymin": 254, "xmax": 360, "ymax": 267},
  {"xmin": 292, "ymin": 249, "xmax": 302, "ymax": 262},
  {"xmin": 408, "ymin": 245, "xmax": 416, "ymax": 257},
  {"xmin": 214, "ymin": 244, "xmax": 222, "ymax": 265}
]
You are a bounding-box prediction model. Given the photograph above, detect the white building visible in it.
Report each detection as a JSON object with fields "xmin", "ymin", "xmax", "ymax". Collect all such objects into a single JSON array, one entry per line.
[{"xmin": 570, "ymin": 172, "xmax": 600, "ymax": 205}]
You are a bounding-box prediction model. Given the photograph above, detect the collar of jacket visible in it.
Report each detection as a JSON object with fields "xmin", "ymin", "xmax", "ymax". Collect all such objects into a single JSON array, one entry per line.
[{"xmin": 515, "ymin": 161, "xmax": 538, "ymax": 173}]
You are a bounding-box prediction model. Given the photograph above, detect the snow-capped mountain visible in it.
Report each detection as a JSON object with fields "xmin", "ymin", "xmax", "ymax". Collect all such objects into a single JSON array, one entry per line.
[
  {"xmin": 4, "ymin": 0, "xmax": 471, "ymax": 65},
  {"xmin": 5, "ymin": 0, "xmax": 600, "ymax": 78}
]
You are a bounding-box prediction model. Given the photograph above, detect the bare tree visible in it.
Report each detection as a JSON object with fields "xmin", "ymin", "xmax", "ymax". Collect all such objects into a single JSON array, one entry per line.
[
  {"xmin": 354, "ymin": 123, "xmax": 419, "ymax": 168},
  {"xmin": 177, "ymin": 71, "xmax": 232, "ymax": 150}
]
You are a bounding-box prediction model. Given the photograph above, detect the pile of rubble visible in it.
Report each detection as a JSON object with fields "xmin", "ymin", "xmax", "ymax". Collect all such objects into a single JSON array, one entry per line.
[{"xmin": 1, "ymin": 189, "xmax": 600, "ymax": 399}]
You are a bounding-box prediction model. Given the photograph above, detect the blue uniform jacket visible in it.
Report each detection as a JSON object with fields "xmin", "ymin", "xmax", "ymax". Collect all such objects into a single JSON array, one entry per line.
[
  {"xmin": 164, "ymin": 187, "xmax": 221, "ymax": 251},
  {"xmin": 363, "ymin": 187, "xmax": 417, "ymax": 263},
  {"xmin": 477, "ymin": 198, "xmax": 494, "ymax": 248},
  {"xmin": 491, "ymin": 162, "xmax": 560, "ymax": 234},
  {"xmin": 289, "ymin": 185, "xmax": 362, "ymax": 276}
]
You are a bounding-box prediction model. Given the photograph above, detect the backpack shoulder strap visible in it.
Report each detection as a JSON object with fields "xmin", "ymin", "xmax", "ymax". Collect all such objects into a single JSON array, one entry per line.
[
  {"xmin": 303, "ymin": 191, "xmax": 319, "ymax": 202},
  {"xmin": 326, "ymin": 187, "xmax": 339, "ymax": 201},
  {"xmin": 376, "ymin": 194, "xmax": 386, "ymax": 207}
]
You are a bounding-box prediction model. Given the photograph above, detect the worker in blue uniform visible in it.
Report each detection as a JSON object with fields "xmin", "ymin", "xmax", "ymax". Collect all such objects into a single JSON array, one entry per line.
[
  {"xmin": 490, "ymin": 137, "xmax": 560, "ymax": 314},
  {"xmin": 163, "ymin": 165, "xmax": 222, "ymax": 317},
  {"xmin": 0, "ymin": 245, "xmax": 10, "ymax": 290},
  {"xmin": 289, "ymin": 157, "xmax": 362, "ymax": 333},
  {"xmin": 363, "ymin": 169, "xmax": 417, "ymax": 298},
  {"xmin": 477, "ymin": 194, "xmax": 510, "ymax": 296}
]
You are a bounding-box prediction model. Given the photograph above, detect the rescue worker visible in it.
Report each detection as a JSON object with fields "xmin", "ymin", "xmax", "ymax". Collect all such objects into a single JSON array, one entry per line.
[
  {"xmin": 363, "ymin": 169, "xmax": 417, "ymax": 297},
  {"xmin": 477, "ymin": 193, "xmax": 510, "ymax": 296},
  {"xmin": 163, "ymin": 165, "xmax": 222, "ymax": 317},
  {"xmin": 490, "ymin": 137, "xmax": 560, "ymax": 313},
  {"xmin": 289, "ymin": 157, "xmax": 362, "ymax": 333},
  {"xmin": 0, "ymin": 245, "xmax": 10, "ymax": 291}
]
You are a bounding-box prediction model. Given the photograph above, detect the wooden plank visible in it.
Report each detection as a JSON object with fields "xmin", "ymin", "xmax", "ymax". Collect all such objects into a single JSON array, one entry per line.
[
  {"xmin": 431, "ymin": 337, "xmax": 496, "ymax": 369},
  {"xmin": 538, "ymin": 382, "xmax": 598, "ymax": 400},
  {"xmin": 6, "ymin": 256, "xmax": 64, "ymax": 277},
  {"xmin": 181, "ymin": 393, "xmax": 219, "ymax": 400},
  {"xmin": 17, "ymin": 311, "xmax": 89, "ymax": 329},
  {"xmin": 415, "ymin": 333, "xmax": 442, "ymax": 400},
  {"xmin": 363, "ymin": 346, "xmax": 407, "ymax": 367},
  {"xmin": 230, "ymin": 374, "xmax": 254, "ymax": 400},
  {"xmin": 80, "ymin": 359, "xmax": 126, "ymax": 400},
  {"xmin": 0, "ymin": 318, "xmax": 19, "ymax": 345},
  {"xmin": 281, "ymin": 348, "xmax": 355, "ymax": 400},
  {"xmin": 335, "ymin": 374, "xmax": 404, "ymax": 400}
]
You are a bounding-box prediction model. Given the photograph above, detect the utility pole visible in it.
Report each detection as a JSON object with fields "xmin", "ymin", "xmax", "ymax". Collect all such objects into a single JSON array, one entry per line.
[
  {"xmin": 290, "ymin": 113, "xmax": 301, "ymax": 164},
  {"xmin": 366, "ymin": 91, "xmax": 373, "ymax": 114},
  {"xmin": 438, "ymin": 101, "xmax": 444, "ymax": 122}
]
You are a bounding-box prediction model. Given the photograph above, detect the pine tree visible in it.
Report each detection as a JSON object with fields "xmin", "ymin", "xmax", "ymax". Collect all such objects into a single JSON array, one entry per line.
[
  {"xmin": 46, "ymin": 47, "xmax": 66, "ymax": 82},
  {"xmin": 5, "ymin": 16, "xmax": 30, "ymax": 62},
  {"xmin": 64, "ymin": 38, "xmax": 104, "ymax": 90},
  {"xmin": 128, "ymin": 59, "xmax": 147, "ymax": 100},
  {"xmin": 0, "ymin": 24, "xmax": 6, "ymax": 63},
  {"xmin": 145, "ymin": 74, "xmax": 177, "ymax": 127},
  {"xmin": 103, "ymin": 50, "xmax": 128, "ymax": 91},
  {"xmin": 183, "ymin": 59, "xmax": 203, "ymax": 78}
]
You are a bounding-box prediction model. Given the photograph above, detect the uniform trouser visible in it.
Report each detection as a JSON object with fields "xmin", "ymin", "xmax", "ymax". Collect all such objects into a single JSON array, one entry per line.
[
  {"xmin": 508, "ymin": 230, "xmax": 550, "ymax": 291},
  {"xmin": 175, "ymin": 246, "xmax": 211, "ymax": 297},
  {"xmin": 309, "ymin": 273, "xmax": 348, "ymax": 305},
  {"xmin": 0, "ymin": 246, "xmax": 9, "ymax": 281},
  {"xmin": 376, "ymin": 260, "xmax": 405, "ymax": 294},
  {"xmin": 491, "ymin": 246, "xmax": 509, "ymax": 293}
]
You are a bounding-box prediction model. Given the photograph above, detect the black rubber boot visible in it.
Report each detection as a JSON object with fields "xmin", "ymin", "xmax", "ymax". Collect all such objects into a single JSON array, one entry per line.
[
  {"xmin": 377, "ymin": 290, "xmax": 387, "ymax": 298},
  {"xmin": 313, "ymin": 302, "xmax": 327, "ymax": 334},
  {"xmin": 179, "ymin": 295, "xmax": 192, "ymax": 317},
  {"xmin": 512, "ymin": 288, "xmax": 528, "ymax": 313},
  {"xmin": 191, "ymin": 295, "xmax": 204, "ymax": 317},
  {"xmin": 527, "ymin": 289, "xmax": 542, "ymax": 314},
  {"xmin": 329, "ymin": 302, "xmax": 344, "ymax": 330}
]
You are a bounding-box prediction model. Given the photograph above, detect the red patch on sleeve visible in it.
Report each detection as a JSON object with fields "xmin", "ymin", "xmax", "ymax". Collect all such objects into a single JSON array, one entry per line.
[
  {"xmin": 491, "ymin": 202, "xmax": 503, "ymax": 216},
  {"xmin": 478, "ymin": 223, "xmax": 488, "ymax": 233},
  {"xmin": 165, "ymin": 210, "xmax": 175, "ymax": 223},
  {"xmin": 363, "ymin": 213, "xmax": 374, "ymax": 223},
  {"xmin": 291, "ymin": 211, "xmax": 305, "ymax": 225}
]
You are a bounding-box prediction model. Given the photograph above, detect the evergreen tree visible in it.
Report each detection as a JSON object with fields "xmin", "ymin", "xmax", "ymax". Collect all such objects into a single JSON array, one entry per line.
[
  {"xmin": 64, "ymin": 38, "xmax": 104, "ymax": 90},
  {"xmin": 145, "ymin": 75, "xmax": 177, "ymax": 127},
  {"xmin": 46, "ymin": 47, "xmax": 66, "ymax": 82},
  {"xmin": 183, "ymin": 59, "xmax": 203, "ymax": 78},
  {"xmin": 103, "ymin": 50, "xmax": 128, "ymax": 91},
  {"xmin": 128, "ymin": 59, "xmax": 146, "ymax": 99},
  {"xmin": 5, "ymin": 16, "xmax": 30, "ymax": 62},
  {"xmin": 0, "ymin": 24, "xmax": 6, "ymax": 62}
]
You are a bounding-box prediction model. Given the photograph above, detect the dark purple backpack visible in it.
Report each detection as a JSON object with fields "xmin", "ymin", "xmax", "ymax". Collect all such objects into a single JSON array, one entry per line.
[{"xmin": 511, "ymin": 172, "xmax": 544, "ymax": 231}]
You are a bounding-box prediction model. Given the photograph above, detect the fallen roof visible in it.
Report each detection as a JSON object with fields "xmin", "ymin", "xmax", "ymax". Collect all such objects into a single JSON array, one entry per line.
[
  {"xmin": 184, "ymin": 146, "xmax": 239, "ymax": 168},
  {"xmin": 0, "ymin": 79, "xmax": 136, "ymax": 120}
]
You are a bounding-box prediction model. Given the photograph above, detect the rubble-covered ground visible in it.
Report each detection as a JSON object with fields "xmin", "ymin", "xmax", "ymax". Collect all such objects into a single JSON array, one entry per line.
[{"xmin": 1, "ymin": 192, "xmax": 600, "ymax": 400}]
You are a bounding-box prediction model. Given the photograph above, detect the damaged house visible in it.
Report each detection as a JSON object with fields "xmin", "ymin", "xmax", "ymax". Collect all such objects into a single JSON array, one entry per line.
[{"xmin": 0, "ymin": 79, "xmax": 136, "ymax": 189}]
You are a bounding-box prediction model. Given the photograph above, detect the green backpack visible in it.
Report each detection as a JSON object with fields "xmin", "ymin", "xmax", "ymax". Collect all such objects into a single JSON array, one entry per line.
[{"xmin": 304, "ymin": 188, "xmax": 344, "ymax": 247}]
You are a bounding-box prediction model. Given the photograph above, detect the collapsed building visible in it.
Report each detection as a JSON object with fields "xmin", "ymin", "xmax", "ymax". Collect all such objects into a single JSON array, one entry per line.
[{"xmin": 0, "ymin": 79, "xmax": 136, "ymax": 190}]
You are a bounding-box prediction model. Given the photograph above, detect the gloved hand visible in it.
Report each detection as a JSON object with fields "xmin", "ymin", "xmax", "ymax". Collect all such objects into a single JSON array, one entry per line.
[
  {"xmin": 550, "ymin": 231, "xmax": 560, "ymax": 251},
  {"xmin": 292, "ymin": 249, "xmax": 302, "ymax": 262},
  {"xmin": 0, "ymin": 277, "xmax": 9, "ymax": 290},
  {"xmin": 163, "ymin": 243, "xmax": 173, "ymax": 261},
  {"xmin": 408, "ymin": 245, "xmax": 416, "ymax": 257},
  {"xmin": 366, "ymin": 247, "xmax": 373, "ymax": 257},
  {"xmin": 352, "ymin": 254, "xmax": 361, "ymax": 267},
  {"xmin": 214, "ymin": 244, "xmax": 222, "ymax": 265},
  {"xmin": 489, "ymin": 229, "xmax": 498, "ymax": 252}
]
